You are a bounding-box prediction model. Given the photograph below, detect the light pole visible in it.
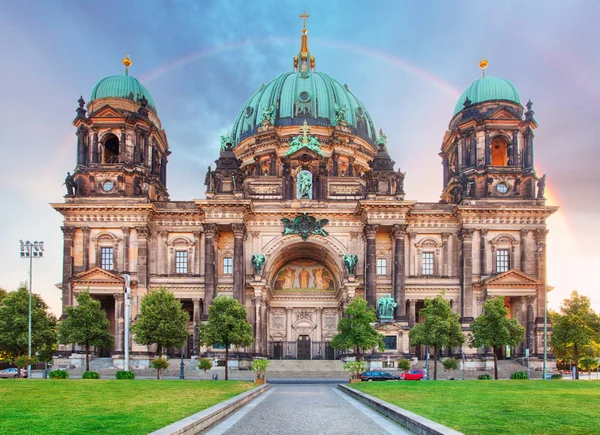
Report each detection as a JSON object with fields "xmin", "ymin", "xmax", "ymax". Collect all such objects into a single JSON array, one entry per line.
[
  {"xmin": 179, "ymin": 347, "xmax": 185, "ymax": 380},
  {"xmin": 538, "ymin": 241, "xmax": 548, "ymax": 380},
  {"xmin": 19, "ymin": 240, "xmax": 44, "ymax": 379},
  {"xmin": 121, "ymin": 274, "xmax": 131, "ymax": 372}
]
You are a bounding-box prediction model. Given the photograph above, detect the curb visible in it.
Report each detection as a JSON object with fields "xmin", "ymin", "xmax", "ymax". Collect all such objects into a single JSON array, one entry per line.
[
  {"xmin": 149, "ymin": 383, "xmax": 270, "ymax": 435},
  {"xmin": 337, "ymin": 384, "xmax": 464, "ymax": 435}
]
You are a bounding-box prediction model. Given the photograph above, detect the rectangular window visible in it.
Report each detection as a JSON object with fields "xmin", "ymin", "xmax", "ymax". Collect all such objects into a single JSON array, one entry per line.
[
  {"xmin": 175, "ymin": 251, "xmax": 188, "ymax": 274},
  {"xmin": 422, "ymin": 252, "xmax": 434, "ymax": 275},
  {"xmin": 376, "ymin": 258, "xmax": 387, "ymax": 275},
  {"xmin": 100, "ymin": 247, "xmax": 113, "ymax": 270},
  {"xmin": 496, "ymin": 249, "xmax": 510, "ymax": 273},
  {"xmin": 223, "ymin": 257, "xmax": 233, "ymax": 274},
  {"xmin": 384, "ymin": 336, "xmax": 397, "ymax": 350}
]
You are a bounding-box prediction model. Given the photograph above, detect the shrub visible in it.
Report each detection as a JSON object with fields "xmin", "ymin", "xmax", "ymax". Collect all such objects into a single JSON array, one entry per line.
[
  {"xmin": 49, "ymin": 369, "xmax": 69, "ymax": 379},
  {"xmin": 116, "ymin": 370, "xmax": 135, "ymax": 380},
  {"xmin": 343, "ymin": 361, "xmax": 366, "ymax": 380},
  {"xmin": 82, "ymin": 371, "xmax": 100, "ymax": 379},
  {"xmin": 151, "ymin": 357, "xmax": 169, "ymax": 380},
  {"xmin": 510, "ymin": 371, "xmax": 529, "ymax": 380},
  {"xmin": 477, "ymin": 373, "xmax": 492, "ymax": 380},
  {"xmin": 442, "ymin": 357, "xmax": 459, "ymax": 371},
  {"xmin": 251, "ymin": 358, "xmax": 270, "ymax": 380},
  {"xmin": 397, "ymin": 359, "xmax": 411, "ymax": 371},
  {"xmin": 198, "ymin": 358, "xmax": 213, "ymax": 379},
  {"xmin": 551, "ymin": 373, "xmax": 563, "ymax": 380}
]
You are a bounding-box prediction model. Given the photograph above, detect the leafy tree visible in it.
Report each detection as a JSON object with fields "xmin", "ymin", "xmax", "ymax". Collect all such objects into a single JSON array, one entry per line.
[
  {"xmin": 550, "ymin": 291, "xmax": 600, "ymax": 380},
  {"xmin": 198, "ymin": 358, "xmax": 213, "ymax": 379},
  {"xmin": 198, "ymin": 295, "xmax": 254, "ymax": 380},
  {"xmin": 409, "ymin": 294, "xmax": 465, "ymax": 380},
  {"xmin": 0, "ymin": 287, "xmax": 7, "ymax": 304},
  {"xmin": 0, "ymin": 286, "xmax": 57, "ymax": 373},
  {"xmin": 331, "ymin": 298, "xmax": 385, "ymax": 361},
  {"xmin": 442, "ymin": 357, "xmax": 459, "ymax": 379},
  {"xmin": 58, "ymin": 291, "xmax": 114, "ymax": 372},
  {"xmin": 471, "ymin": 296, "xmax": 525, "ymax": 380},
  {"xmin": 578, "ymin": 357, "xmax": 598, "ymax": 380},
  {"xmin": 151, "ymin": 357, "xmax": 169, "ymax": 380},
  {"xmin": 131, "ymin": 288, "xmax": 189, "ymax": 357}
]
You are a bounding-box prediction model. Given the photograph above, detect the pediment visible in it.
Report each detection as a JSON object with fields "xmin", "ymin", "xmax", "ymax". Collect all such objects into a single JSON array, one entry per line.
[
  {"xmin": 73, "ymin": 266, "xmax": 125, "ymax": 285},
  {"xmin": 482, "ymin": 269, "xmax": 541, "ymax": 287},
  {"xmin": 488, "ymin": 108, "xmax": 520, "ymax": 120},
  {"xmin": 287, "ymin": 148, "xmax": 322, "ymax": 160},
  {"xmin": 89, "ymin": 105, "xmax": 123, "ymax": 118}
]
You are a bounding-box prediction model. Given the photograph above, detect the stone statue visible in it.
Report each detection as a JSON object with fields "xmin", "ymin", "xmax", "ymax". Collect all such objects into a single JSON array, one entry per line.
[
  {"xmin": 537, "ymin": 173, "xmax": 547, "ymax": 199},
  {"xmin": 376, "ymin": 128, "xmax": 387, "ymax": 147},
  {"xmin": 395, "ymin": 169, "xmax": 405, "ymax": 194},
  {"xmin": 261, "ymin": 104, "xmax": 275, "ymax": 125},
  {"xmin": 377, "ymin": 294, "xmax": 397, "ymax": 321},
  {"xmin": 204, "ymin": 165, "xmax": 214, "ymax": 192},
  {"xmin": 343, "ymin": 254, "xmax": 358, "ymax": 276},
  {"xmin": 298, "ymin": 171, "xmax": 312, "ymax": 198},
  {"xmin": 251, "ymin": 254, "xmax": 266, "ymax": 276},
  {"xmin": 333, "ymin": 103, "xmax": 347, "ymax": 126},
  {"xmin": 64, "ymin": 172, "xmax": 77, "ymax": 195}
]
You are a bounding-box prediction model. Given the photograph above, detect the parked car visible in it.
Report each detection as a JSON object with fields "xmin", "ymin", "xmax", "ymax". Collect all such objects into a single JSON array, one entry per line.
[
  {"xmin": 402, "ymin": 369, "xmax": 425, "ymax": 381},
  {"xmin": 0, "ymin": 368, "xmax": 27, "ymax": 378},
  {"xmin": 360, "ymin": 371, "xmax": 401, "ymax": 381}
]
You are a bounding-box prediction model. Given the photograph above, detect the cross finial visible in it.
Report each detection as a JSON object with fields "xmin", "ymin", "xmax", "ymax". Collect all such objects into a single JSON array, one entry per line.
[
  {"xmin": 300, "ymin": 11, "xmax": 310, "ymax": 29},
  {"xmin": 300, "ymin": 121, "xmax": 310, "ymax": 142}
]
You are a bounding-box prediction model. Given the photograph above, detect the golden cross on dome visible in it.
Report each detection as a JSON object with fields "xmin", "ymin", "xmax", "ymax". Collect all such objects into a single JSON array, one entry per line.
[
  {"xmin": 300, "ymin": 121, "xmax": 310, "ymax": 142},
  {"xmin": 300, "ymin": 11, "xmax": 310, "ymax": 29}
]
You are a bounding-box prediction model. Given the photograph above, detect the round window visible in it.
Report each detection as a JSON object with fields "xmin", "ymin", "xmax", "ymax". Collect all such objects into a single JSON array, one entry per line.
[
  {"xmin": 496, "ymin": 182, "xmax": 509, "ymax": 194},
  {"xmin": 244, "ymin": 106, "xmax": 253, "ymax": 117},
  {"xmin": 102, "ymin": 180, "xmax": 114, "ymax": 192},
  {"xmin": 299, "ymin": 91, "xmax": 310, "ymax": 102}
]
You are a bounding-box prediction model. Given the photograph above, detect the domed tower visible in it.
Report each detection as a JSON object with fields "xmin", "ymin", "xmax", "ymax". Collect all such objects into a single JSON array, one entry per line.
[
  {"xmin": 70, "ymin": 56, "xmax": 170, "ymax": 201},
  {"xmin": 440, "ymin": 59, "xmax": 542, "ymax": 204}
]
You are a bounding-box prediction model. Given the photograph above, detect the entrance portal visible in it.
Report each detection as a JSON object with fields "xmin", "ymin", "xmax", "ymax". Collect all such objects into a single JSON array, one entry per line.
[
  {"xmin": 273, "ymin": 342, "xmax": 283, "ymax": 360},
  {"xmin": 297, "ymin": 335, "xmax": 311, "ymax": 360}
]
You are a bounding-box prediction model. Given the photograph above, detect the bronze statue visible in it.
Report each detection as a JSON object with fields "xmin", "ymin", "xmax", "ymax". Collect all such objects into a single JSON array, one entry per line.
[
  {"xmin": 537, "ymin": 173, "xmax": 547, "ymax": 199},
  {"xmin": 64, "ymin": 172, "xmax": 77, "ymax": 195}
]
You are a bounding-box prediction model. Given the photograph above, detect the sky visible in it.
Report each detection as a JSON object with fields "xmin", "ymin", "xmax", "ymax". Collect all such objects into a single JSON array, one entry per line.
[{"xmin": 1, "ymin": 0, "xmax": 599, "ymax": 315}]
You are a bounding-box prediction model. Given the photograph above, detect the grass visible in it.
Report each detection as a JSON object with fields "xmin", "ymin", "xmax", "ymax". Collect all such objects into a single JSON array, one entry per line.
[
  {"xmin": 0, "ymin": 379, "xmax": 254, "ymax": 435},
  {"xmin": 353, "ymin": 380, "xmax": 600, "ymax": 435}
]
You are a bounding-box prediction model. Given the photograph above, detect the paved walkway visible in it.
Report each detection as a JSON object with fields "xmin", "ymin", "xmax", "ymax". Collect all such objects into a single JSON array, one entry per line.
[{"xmin": 205, "ymin": 384, "xmax": 412, "ymax": 435}]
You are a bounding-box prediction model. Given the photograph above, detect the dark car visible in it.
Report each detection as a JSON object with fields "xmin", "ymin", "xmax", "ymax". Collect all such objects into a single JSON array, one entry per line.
[
  {"xmin": 401, "ymin": 369, "xmax": 425, "ymax": 381},
  {"xmin": 0, "ymin": 368, "xmax": 27, "ymax": 378},
  {"xmin": 360, "ymin": 371, "xmax": 401, "ymax": 381}
]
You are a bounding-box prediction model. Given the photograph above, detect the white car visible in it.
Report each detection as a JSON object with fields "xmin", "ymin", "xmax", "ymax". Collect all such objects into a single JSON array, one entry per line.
[{"xmin": 0, "ymin": 368, "xmax": 27, "ymax": 378}]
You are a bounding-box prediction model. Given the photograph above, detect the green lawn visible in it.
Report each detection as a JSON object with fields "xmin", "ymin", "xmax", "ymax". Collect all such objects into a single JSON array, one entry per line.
[
  {"xmin": 353, "ymin": 380, "xmax": 600, "ymax": 435},
  {"xmin": 0, "ymin": 379, "xmax": 254, "ymax": 435}
]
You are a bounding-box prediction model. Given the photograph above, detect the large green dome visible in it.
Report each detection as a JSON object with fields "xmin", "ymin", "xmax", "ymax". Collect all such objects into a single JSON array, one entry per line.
[
  {"xmin": 231, "ymin": 71, "xmax": 377, "ymax": 146},
  {"xmin": 90, "ymin": 74, "xmax": 156, "ymax": 112},
  {"xmin": 453, "ymin": 76, "xmax": 520, "ymax": 116}
]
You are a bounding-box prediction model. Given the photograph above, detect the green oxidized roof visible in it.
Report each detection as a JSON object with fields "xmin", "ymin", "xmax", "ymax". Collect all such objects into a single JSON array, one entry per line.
[
  {"xmin": 90, "ymin": 74, "xmax": 156, "ymax": 112},
  {"xmin": 231, "ymin": 71, "xmax": 377, "ymax": 146},
  {"xmin": 453, "ymin": 76, "xmax": 520, "ymax": 116}
]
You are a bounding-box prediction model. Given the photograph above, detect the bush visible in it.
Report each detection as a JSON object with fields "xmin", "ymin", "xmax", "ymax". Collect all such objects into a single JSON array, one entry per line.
[
  {"xmin": 49, "ymin": 369, "xmax": 69, "ymax": 379},
  {"xmin": 151, "ymin": 357, "xmax": 169, "ymax": 379},
  {"xmin": 510, "ymin": 371, "xmax": 529, "ymax": 380},
  {"xmin": 82, "ymin": 371, "xmax": 100, "ymax": 379},
  {"xmin": 251, "ymin": 358, "xmax": 270, "ymax": 380},
  {"xmin": 551, "ymin": 373, "xmax": 563, "ymax": 380},
  {"xmin": 116, "ymin": 370, "xmax": 135, "ymax": 380},
  {"xmin": 397, "ymin": 359, "xmax": 411, "ymax": 371},
  {"xmin": 343, "ymin": 361, "xmax": 366, "ymax": 380},
  {"xmin": 442, "ymin": 358, "xmax": 459, "ymax": 371},
  {"xmin": 477, "ymin": 373, "xmax": 492, "ymax": 380}
]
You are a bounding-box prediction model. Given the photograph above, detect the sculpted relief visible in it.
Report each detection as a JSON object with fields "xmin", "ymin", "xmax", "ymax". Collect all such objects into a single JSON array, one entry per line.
[{"xmin": 273, "ymin": 259, "xmax": 335, "ymax": 292}]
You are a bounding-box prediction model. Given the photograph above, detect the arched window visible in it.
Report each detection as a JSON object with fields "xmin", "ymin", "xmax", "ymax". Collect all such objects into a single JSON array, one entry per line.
[
  {"xmin": 102, "ymin": 134, "xmax": 120, "ymax": 164},
  {"xmin": 491, "ymin": 137, "xmax": 508, "ymax": 166},
  {"xmin": 489, "ymin": 234, "xmax": 518, "ymax": 275}
]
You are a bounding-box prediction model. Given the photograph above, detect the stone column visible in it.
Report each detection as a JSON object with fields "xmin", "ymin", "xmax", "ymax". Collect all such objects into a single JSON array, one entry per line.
[
  {"xmin": 193, "ymin": 231, "xmax": 201, "ymax": 275},
  {"xmin": 77, "ymin": 128, "xmax": 85, "ymax": 165},
  {"xmin": 120, "ymin": 128, "xmax": 126, "ymax": 163},
  {"xmin": 459, "ymin": 228, "xmax": 475, "ymax": 322},
  {"xmin": 269, "ymin": 153, "xmax": 277, "ymax": 176},
  {"xmin": 192, "ymin": 298, "xmax": 201, "ymax": 356},
  {"xmin": 484, "ymin": 130, "xmax": 491, "ymax": 167},
  {"xmin": 254, "ymin": 156, "xmax": 261, "ymax": 176},
  {"xmin": 441, "ymin": 232, "xmax": 450, "ymax": 278},
  {"xmin": 470, "ymin": 130, "xmax": 477, "ymax": 167},
  {"xmin": 526, "ymin": 296, "xmax": 536, "ymax": 353},
  {"xmin": 254, "ymin": 297, "xmax": 263, "ymax": 354},
  {"xmin": 408, "ymin": 232, "xmax": 416, "ymax": 276},
  {"xmin": 316, "ymin": 307, "xmax": 322, "ymax": 343},
  {"xmin": 364, "ymin": 224, "xmax": 379, "ymax": 308},
  {"xmin": 408, "ymin": 299, "xmax": 416, "ymax": 327},
  {"xmin": 61, "ymin": 226, "xmax": 75, "ymax": 313},
  {"xmin": 81, "ymin": 227, "xmax": 90, "ymax": 272},
  {"xmin": 442, "ymin": 155, "xmax": 449, "ymax": 185},
  {"xmin": 524, "ymin": 129, "xmax": 534, "ymax": 170},
  {"xmin": 121, "ymin": 227, "xmax": 130, "ymax": 273},
  {"xmin": 479, "ymin": 229, "xmax": 488, "ymax": 278},
  {"xmin": 286, "ymin": 307, "xmax": 293, "ymax": 343},
  {"xmin": 520, "ymin": 229, "xmax": 529, "ymax": 273},
  {"xmin": 535, "ymin": 229, "xmax": 549, "ymax": 320},
  {"xmin": 232, "ymin": 223, "xmax": 246, "ymax": 304},
  {"xmin": 159, "ymin": 231, "xmax": 168, "ymax": 275},
  {"xmin": 114, "ymin": 293, "xmax": 124, "ymax": 354},
  {"xmin": 92, "ymin": 129, "xmax": 99, "ymax": 164},
  {"xmin": 512, "ymin": 130, "xmax": 519, "ymax": 166},
  {"xmin": 203, "ymin": 224, "xmax": 218, "ymax": 317},
  {"xmin": 392, "ymin": 224, "xmax": 407, "ymax": 320},
  {"xmin": 136, "ymin": 227, "xmax": 150, "ymax": 288}
]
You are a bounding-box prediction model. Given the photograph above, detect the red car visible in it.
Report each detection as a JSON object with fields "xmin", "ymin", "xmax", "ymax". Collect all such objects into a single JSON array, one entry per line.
[{"xmin": 402, "ymin": 369, "xmax": 424, "ymax": 380}]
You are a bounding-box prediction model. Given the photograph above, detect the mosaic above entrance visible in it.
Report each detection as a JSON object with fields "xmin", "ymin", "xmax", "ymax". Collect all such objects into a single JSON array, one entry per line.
[{"xmin": 273, "ymin": 259, "xmax": 335, "ymax": 292}]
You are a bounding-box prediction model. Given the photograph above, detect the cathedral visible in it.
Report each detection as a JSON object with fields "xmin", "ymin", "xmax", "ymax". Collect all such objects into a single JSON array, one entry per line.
[{"xmin": 52, "ymin": 21, "xmax": 556, "ymax": 366}]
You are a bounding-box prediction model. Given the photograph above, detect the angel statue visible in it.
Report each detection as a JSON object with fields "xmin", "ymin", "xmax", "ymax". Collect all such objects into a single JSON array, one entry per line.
[
  {"xmin": 343, "ymin": 254, "xmax": 358, "ymax": 276},
  {"xmin": 251, "ymin": 253, "xmax": 266, "ymax": 276}
]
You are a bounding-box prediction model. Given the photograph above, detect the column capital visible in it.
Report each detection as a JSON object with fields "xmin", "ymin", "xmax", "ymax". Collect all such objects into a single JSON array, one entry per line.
[
  {"xmin": 526, "ymin": 295, "xmax": 536, "ymax": 305},
  {"xmin": 192, "ymin": 297, "xmax": 201, "ymax": 306},
  {"xmin": 520, "ymin": 228, "xmax": 530, "ymax": 238},
  {"xmin": 192, "ymin": 230, "xmax": 201, "ymax": 238},
  {"xmin": 113, "ymin": 292, "xmax": 124, "ymax": 301},
  {"xmin": 61, "ymin": 226, "xmax": 76, "ymax": 238},
  {"xmin": 480, "ymin": 229, "xmax": 488, "ymax": 237},
  {"xmin": 135, "ymin": 226, "xmax": 150, "ymax": 239},
  {"xmin": 204, "ymin": 223, "xmax": 219, "ymax": 239},
  {"xmin": 391, "ymin": 224, "xmax": 408, "ymax": 239},
  {"xmin": 441, "ymin": 232, "xmax": 452, "ymax": 241},
  {"xmin": 121, "ymin": 226, "xmax": 131, "ymax": 236},
  {"xmin": 232, "ymin": 223, "xmax": 246, "ymax": 238},
  {"xmin": 459, "ymin": 228, "xmax": 475, "ymax": 241},
  {"xmin": 82, "ymin": 227, "xmax": 91, "ymax": 236},
  {"xmin": 363, "ymin": 224, "xmax": 379, "ymax": 239},
  {"xmin": 159, "ymin": 230, "xmax": 168, "ymax": 238},
  {"xmin": 535, "ymin": 228, "xmax": 549, "ymax": 242}
]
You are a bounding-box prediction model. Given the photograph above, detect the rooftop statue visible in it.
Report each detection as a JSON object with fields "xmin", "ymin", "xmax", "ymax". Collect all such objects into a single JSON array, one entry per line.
[
  {"xmin": 377, "ymin": 294, "xmax": 397, "ymax": 321},
  {"xmin": 261, "ymin": 104, "xmax": 275, "ymax": 126}
]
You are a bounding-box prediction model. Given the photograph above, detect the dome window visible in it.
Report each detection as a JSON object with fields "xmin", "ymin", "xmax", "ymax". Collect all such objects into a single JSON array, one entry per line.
[
  {"xmin": 299, "ymin": 91, "xmax": 311, "ymax": 102},
  {"xmin": 245, "ymin": 106, "xmax": 254, "ymax": 117}
]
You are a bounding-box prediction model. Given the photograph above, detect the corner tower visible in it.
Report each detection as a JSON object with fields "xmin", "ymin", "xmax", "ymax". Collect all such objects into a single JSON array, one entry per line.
[
  {"xmin": 440, "ymin": 59, "xmax": 542, "ymax": 204},
  {"xmin": 70, "ymin": 56, "xmax": 170, "ymax": 201}
]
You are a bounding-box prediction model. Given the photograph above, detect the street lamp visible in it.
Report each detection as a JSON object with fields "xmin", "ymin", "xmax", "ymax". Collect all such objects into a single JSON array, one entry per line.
[
  {"xmin": 538, "ymin": 241, "xmax": 548, "ymax": 380},
  {"xmin": 121, "ymin": 274, "xmax": 131, "ymax": 372},
  {"xmin": 179, "ymin": 347, "xmax": 185, "ymax": 380},
  {"xmin": 19, "ymin": 240, "xmax": 44, "ymax": 379}
]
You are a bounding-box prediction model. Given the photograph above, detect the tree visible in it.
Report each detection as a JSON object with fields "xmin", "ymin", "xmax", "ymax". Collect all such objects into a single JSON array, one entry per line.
[
  {"xmin": 198, "ymin": 295, "xmax": 254, "ymax": 380},
  {"xmin": 578, "ymin": 357, "xmax": 598, "ymax": 380},
  {"xmin": 470, "ymin": 297, "xmax": 525, "ymax": 380},
  {"xmin": 550, "ymin": 291, "xmax": 600, "ymax": 380},
  {"xmin": 442, "ymin": 357, "xmax": 459, "ymax": 379},
  {"xmin": 409, "ymin": 295, "xmax": 465, "ymax": 380},
  {"xmin": 198, "ymin": 358, "xmax": 213, "ymax": 379},
  {"xmin": 58, "ymin": 291, "xmax": 114, "ymax": 372},
  {"xmin": 131, "ymin": 288, "xmax": 189, "ymax": 357},
  {"xmin": 0, "ymin": 286, "xmax": 57, "ymax": 375},
  {"xmin": 331, "ymin": 298, "xmax": 385, "ymax": 361},
  {"xmin": 0, "ymin": 287, "xmax": 7, "ymax": 304}
]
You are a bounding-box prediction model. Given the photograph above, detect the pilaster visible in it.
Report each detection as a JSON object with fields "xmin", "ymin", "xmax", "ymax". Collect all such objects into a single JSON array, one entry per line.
[
  {"xmin": 364, "ymin": 224, "xmax": 379, "ymax": 308},
  {"xmin": 232, "ymin": 223, "xmax": 246, "ymax": 304},
  {"xmin": 459, "ymin": 228, "xmax": 475, "ymax": 322},
  {"xmin": 61, "ymin": 226, "xmax": 76, "ymax": 313},
  {"xmin": 391, "ymin": 224, "xmax": 407, "ymax": 320}
]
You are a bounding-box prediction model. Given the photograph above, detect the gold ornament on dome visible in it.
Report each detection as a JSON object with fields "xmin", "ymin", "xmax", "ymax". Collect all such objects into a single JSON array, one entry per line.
[{"xmin": 122, "ymin": 54, "xmax": 132, "ymax": 69}]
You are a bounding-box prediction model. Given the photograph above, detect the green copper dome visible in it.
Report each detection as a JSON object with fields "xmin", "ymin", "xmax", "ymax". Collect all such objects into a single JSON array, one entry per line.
[
  {"xmin": 231, "ymin": 71, "xmax": 377, "ymax": 146},
  {"xmin": 90, "ymin": 74, "xmax": 156, "ymax": 112},
  {"xmin": 453, "ymin": 76, "xmax": 520, "ymax": 116}
]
